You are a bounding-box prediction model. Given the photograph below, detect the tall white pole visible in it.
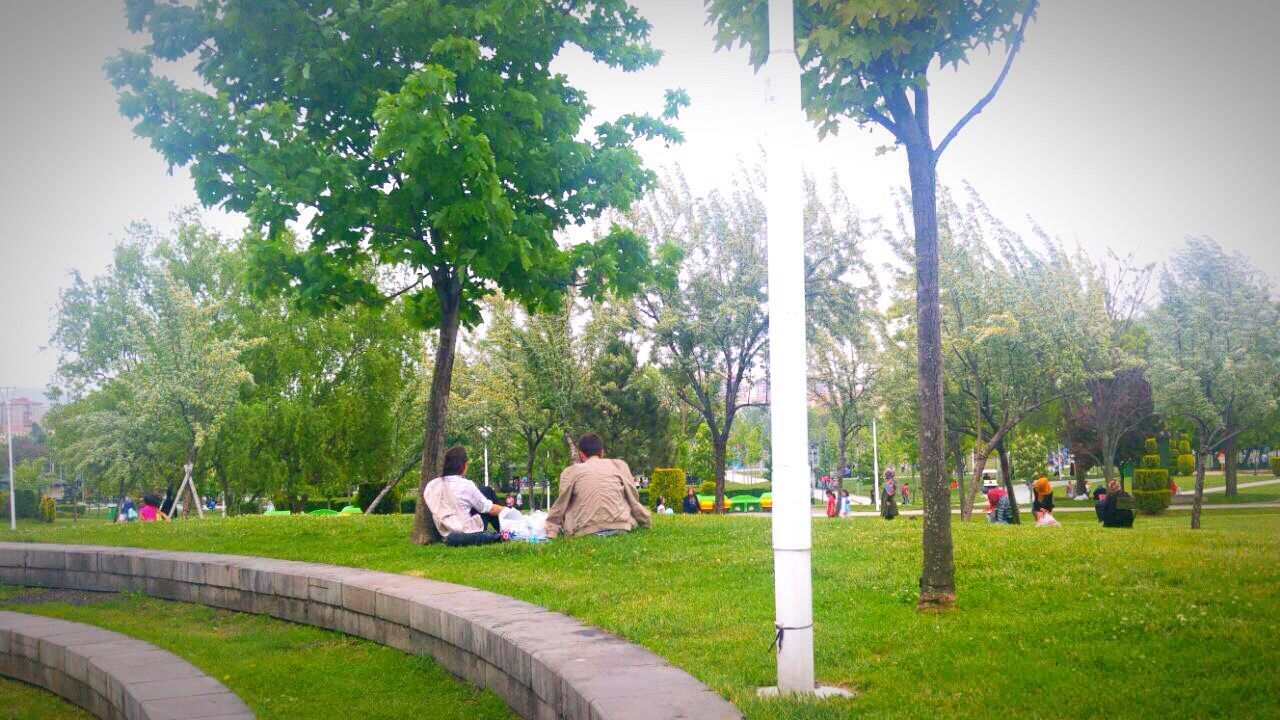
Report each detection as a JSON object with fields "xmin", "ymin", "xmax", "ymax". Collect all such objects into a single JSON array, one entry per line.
[
  {"xmin": 872, "ymin": 416, "xmax": 880, "ymax": 512},
  {"xmin": 484, "ymin": 442, "xmax": 490, "ymax": 487},
  {"xmin": 3, "ymin": 390, "xmax": 15, "ymax": 531},
  {"xmin": 764, "ymin": 0, "xmax": 814, "ymax": 695}
]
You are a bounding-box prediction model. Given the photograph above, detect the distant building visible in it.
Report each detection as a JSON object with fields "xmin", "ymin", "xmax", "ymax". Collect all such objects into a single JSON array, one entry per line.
[{"xmin": 3, "ymin": 397, "xmax": 46, "ymax": 437}]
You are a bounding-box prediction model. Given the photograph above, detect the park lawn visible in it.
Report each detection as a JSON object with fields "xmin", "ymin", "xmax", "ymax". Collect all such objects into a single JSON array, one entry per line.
[
  {"xmin": 1, "ymin": 675, "xmax": 93, "ymax": 719},
  {"xmin": 7, "ymin": 511, "xmax": 1280, "ymax": 719},
  {"xmin": 0, "ymin": 585, "xmax": 513, "ymax": 720}
]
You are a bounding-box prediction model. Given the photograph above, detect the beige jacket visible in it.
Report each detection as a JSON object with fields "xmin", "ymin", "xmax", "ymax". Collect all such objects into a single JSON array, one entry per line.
[{"xmin": 545, "ymin": 457, "xmax": 651, "ymax": 538}]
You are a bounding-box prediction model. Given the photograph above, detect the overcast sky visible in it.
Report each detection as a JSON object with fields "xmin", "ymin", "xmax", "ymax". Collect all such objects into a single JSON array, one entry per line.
[{"xmin": 2, "ymin": 0, "xmax": 1277, "ymax": 390}]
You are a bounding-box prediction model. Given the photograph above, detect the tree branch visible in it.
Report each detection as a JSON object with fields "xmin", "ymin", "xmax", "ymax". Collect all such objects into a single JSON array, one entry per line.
[{"xmin": 934, "ymin": 0, "xmax": 1038, "ymax": 160}]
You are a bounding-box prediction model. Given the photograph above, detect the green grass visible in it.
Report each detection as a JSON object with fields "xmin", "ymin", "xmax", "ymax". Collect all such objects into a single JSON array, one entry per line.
[
  {"xmin": 0, "ymin": 586, "xmax": 512, "ymax": 720},
  {"xmin": 6, "ymin": 511, "xmax": 1280, "ymax": 719},
  {"xmin": 0, "ymin": 676, "xmax": 93, "ymax": 719}
]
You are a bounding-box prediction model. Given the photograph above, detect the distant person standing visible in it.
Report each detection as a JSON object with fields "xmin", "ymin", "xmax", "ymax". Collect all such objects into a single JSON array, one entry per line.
[
  {"xmin": 881, "ymin": 469, "xmax": 899, "ymax": 520},
  {"xmin": 900, "ymin": 482, "xmax": 910, "ymax": 506},
  {"xmin": 825, "ymin": 490, "xmax": 838, "ymax": 518}
]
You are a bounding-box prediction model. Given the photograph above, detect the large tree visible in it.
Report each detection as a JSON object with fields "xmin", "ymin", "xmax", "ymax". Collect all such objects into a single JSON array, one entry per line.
[
  {"xmin": 1149, "ymin": 237, "xmax": 1280, "ymax": 528},
  {"xmin": 109, "ymin": 0, "xmax": 683, "ymax": 543},
  {"xmin": 633, "ymin": 170, "xmax": 770, "ymax": 511},
  {"xmin": 708, "ymin": 0, "xmax": 1040, "ymax": 608}
]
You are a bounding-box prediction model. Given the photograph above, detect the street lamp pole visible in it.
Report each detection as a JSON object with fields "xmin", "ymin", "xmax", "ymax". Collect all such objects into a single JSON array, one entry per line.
[
  {"xmin": 763, "ymin": 0, "xmax": 815, "ymax": 695},
  {"xmin": 479, "ymin": 426, "xmax": 491, "ymax": 487},
  {"xmin": 2, "ymin": 388, "xmax": 16, "ymax": 531},
  {"xmin": 872, "ymin": 416, "xmax": 881, "ymax": 511}
]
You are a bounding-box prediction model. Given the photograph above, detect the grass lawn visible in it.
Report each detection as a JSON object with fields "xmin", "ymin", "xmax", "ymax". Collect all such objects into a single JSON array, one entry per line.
[
  {"xmin": 1, "ymin": 675, "xmax": 93, "ymax": 719},
  {"xmin": 0, "ymin": 585, "xmax": 512, "ymax": 720},
  {"xmin": 6, "ymin": 510, "xmax": 1280, "ymax": 719}
]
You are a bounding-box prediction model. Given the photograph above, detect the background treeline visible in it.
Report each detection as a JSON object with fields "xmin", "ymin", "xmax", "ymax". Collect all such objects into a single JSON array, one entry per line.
[{"xmin": 23, "ymin": 174, "xmax": 1280, "ymax": 519}]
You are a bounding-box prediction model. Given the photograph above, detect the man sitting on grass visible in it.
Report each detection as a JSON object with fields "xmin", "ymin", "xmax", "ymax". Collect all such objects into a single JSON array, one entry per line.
[
  {"xmin": 1097, "ymin": 480, "xmax": 1135, "ymax": 528},
  {"xmin": 423, "ymin": 446, "xmax": 506, "ymax": 546},
  {"xmin": 545, "ymin": 433, "xmax": 651, "ymax": 539}
]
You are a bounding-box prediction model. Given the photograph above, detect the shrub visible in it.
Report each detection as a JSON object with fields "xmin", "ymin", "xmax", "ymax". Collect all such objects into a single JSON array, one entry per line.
[
  {"xmin": 9, "ymin": 488, "xmax": 39, "ymax": 519},
  {"xmin": 1133, "ymin": 437, "xmax": 1171, "ymax": 514},
  {"xmin": 1271, "ymin": 457, "xmax": 1280, "ymax": 477},
  {"xmin": 357, "ymin": 483, "xmax": 400, "ymax": 514},
  {"xmin": 399, "ymin": 498, "xmax": 416, "ymax": 514},
  {"xmin": 1175, "ymin": 436, "xmax": 1195, "ymax": 477},
  {"xmin": 649, "ymin": 468, "xmax": 686, "ymax": 509},
  {"xmin": 698, "ymin": 480, "xmax": 717, "ymax": 496},
  {"xmin": 238, "ymin": 501, "xmax": 261, "ymax": 515},
  {"xmin": 38, "ymin": 496, "xmax": 56, "ymax": 523}
]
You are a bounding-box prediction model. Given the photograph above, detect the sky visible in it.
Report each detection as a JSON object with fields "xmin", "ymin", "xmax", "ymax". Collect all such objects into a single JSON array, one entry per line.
[{"xmin": 1, "ymin": 0, "xmax": 1277, "ymax": 391}]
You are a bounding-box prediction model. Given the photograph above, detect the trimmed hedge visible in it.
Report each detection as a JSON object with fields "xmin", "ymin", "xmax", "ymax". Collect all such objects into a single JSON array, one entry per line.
[
  {"xmin": 38, "ymin": 496, "xmax": 56, "ymax": 523},
  {"xmin": 649, "ymin": 468, "xmax": 686, "ymax": 509},
  {"xmin": 3, "ymin": 488, "xmax": 40, "ymax": 519},
  {"xmin": 697, "ymin": 480, "xmax": 716, "ymax": 496},
  {"xmin": 1175, "ymin": 436, "xmax": 1195, "ymax": 477},
  {"xmin": 1271, "ymin": 457, "xmax": 1280, "ymax": 477},
  {"xmin": 1133, "ymin": 437, "xmax": 1171, "ymax": 514}
]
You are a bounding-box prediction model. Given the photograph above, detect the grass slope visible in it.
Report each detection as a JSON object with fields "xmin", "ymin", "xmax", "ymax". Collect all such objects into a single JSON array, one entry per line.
[
  {"xmin": 0, "ymin": 587, "xmax": 512, "ymax": 720},
  {"xmin": 1, "ymin": 676, "xmax": 93, "ymax": 720},
  {"xmin": 6, "ymin": 511, "xmax": 1280, "ymax": 719}
]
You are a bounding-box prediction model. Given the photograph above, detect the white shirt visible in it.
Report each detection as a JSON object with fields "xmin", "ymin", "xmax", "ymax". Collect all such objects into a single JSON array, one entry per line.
[{"xmin": 425, "ymin": 475, "xmax": 493, "ymax": 516}]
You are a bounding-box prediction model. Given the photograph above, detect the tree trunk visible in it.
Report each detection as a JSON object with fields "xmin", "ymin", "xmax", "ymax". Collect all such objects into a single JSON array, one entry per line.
[
  {"xmin": 411, "ymin": 282, "xmax": 462, "ymax": 545},
  {"xmin": 563, "ymin": 430, "xmax": 580, "ymax": 464},
  {"xmin": 115, "ymin": 478, "xmax": 126, "ymax": 523},
  {"xmin": 961, "ymin": 448, "xmax": 993, "ymax": 522},
  {"xmin": 1224, "ymin": 429, "xmax": 1238, "ymax": 496},
  {"xmin": 837, "ymin": 429, "xmax": 848, "ymax": 485},
  {"xmin": 366, "ymin": 446, "xmax": 423, "ymax": 514},
  {"xmin": 997, "ymin": 441, "xmax": 1020, "ymax": 525},
  {"xmin": 1191, "ymin": 445, "xmax": 1207, "ymax": 530},
  {"xmin": 1074, "ymin": 461, "xmax": 1088, "ymax": 498},
  {"xmin": 712, "ymin": 437, "xmax": 728, "ymax": 512},
  {"xmin": 908, "ymin": 143, "xmax": 954, "ymax": 609}
]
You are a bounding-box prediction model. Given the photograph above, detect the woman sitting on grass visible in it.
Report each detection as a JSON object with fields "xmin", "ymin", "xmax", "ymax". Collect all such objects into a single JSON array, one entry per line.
[
  {"xmin": 139, "ymin": 494, "xmax": 169, "ymax": 522},
  {"xmin": 985, "ymin": 487, "xmax": 1012, "ymax": 524}
]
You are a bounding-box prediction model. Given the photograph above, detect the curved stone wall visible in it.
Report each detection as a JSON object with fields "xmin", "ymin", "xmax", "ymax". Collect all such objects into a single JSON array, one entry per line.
[
  {"xmin": 0, "ymin": 610, "xmax": 253, "ymax": 719},
  {"xmin": 0, "ymin": 542, "xmax": 740, "ymax": 720}
]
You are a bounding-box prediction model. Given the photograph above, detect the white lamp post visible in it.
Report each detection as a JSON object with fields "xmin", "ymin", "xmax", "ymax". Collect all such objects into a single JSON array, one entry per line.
[
  {"xmin": 872, "ymin": 415, "xmax": 881, "ymax": 512},
  {"xmin": 2, "ymin": 388, "xmax": 15, "ymax": 531},
  {"xmin": 763, "ymin": 0, "xmax": 816, "ymax": 696},
  {"xmin": 479, "ymin": 425, "xmax": 491, "ymax": 487}
]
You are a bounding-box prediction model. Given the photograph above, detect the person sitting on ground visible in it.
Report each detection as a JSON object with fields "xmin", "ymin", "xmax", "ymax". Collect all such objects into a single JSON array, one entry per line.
[
  {"xmin": 682, "ymin": 486, "xmax": 700, "ymax": 514},
  {"xmin": 1092, "ymin": 482, "xmax": 1110, "ymax": 521},
  {"xmin": 1098, "ymin": 480, "xmax": 1135, "ymax": 528},
  {"xmin": 473, "ymin": 484, "xmax": 501, "ymax": 533},
  {"xmin": 422, "ymin": 446, "xmax": 505, "ymax": 546},
  {"xmin": 656, "ymin": 495, "xmax": 669, "ymax": 513},
  {"xmin": 986, "ymin": 487, "xmax": 1012, "ymax": 524},
  {"xmin": 544, "ymin": 433, "xmax": 651, "ymax": 539},
  {"xmin": 1032, "ymin": 476, "xmax": 1055, "ymax": 516},
  {"xmin": 139, "ymin": 493, "xmax": 169, "ymax": 522}
]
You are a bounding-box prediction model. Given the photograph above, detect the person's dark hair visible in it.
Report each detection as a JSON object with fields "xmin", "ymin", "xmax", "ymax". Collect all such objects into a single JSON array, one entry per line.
[
  {"xmin": 578, "ymin": 433, "xmax": 603, "ymax": 458},
  {"xmin": 442, "ymin": 446, "xmax": 468, "ymax": 476},
  {"xmin": 142, "ymin": 494, "xmax": 162, "ymax": 508}
]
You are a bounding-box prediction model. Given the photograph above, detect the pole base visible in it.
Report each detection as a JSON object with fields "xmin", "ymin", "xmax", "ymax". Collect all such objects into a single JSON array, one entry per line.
[{"xmin": 756, "ymin": 685, "xmax": 855, "ymax": 699}]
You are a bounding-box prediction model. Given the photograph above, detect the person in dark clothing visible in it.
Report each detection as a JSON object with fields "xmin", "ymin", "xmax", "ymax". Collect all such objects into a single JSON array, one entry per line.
[
  {"xmin": 160, "ymin": 487, "xmax": 176, "ymax": 517},
  {"xmin": 1098, "ymin": 480, "xmax": 1135, "ymax": 528},
  {"xmin": 682, "ymin": 487, "xmax": 700, "ymax": 514},
  {"xmin": 1092, "ymin": 483, "xmax": 1109, "ymax": 522},
  {"xmin": 474, "ymin": 484, "xmax": 501, "ymax": 533}
]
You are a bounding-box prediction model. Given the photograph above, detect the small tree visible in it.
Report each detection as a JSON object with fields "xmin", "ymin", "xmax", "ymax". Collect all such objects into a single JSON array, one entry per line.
[
  {"xmin": 649, "ymin": 468, "xmax": 686, "ymax": 510},
  {"xmin": 1175, "ymin": 435, "xmax": 1195, "ymax": 478},
  {"xmin": 1132, "ymin": 437, "xmax": 1170, "ymax": 514}
]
